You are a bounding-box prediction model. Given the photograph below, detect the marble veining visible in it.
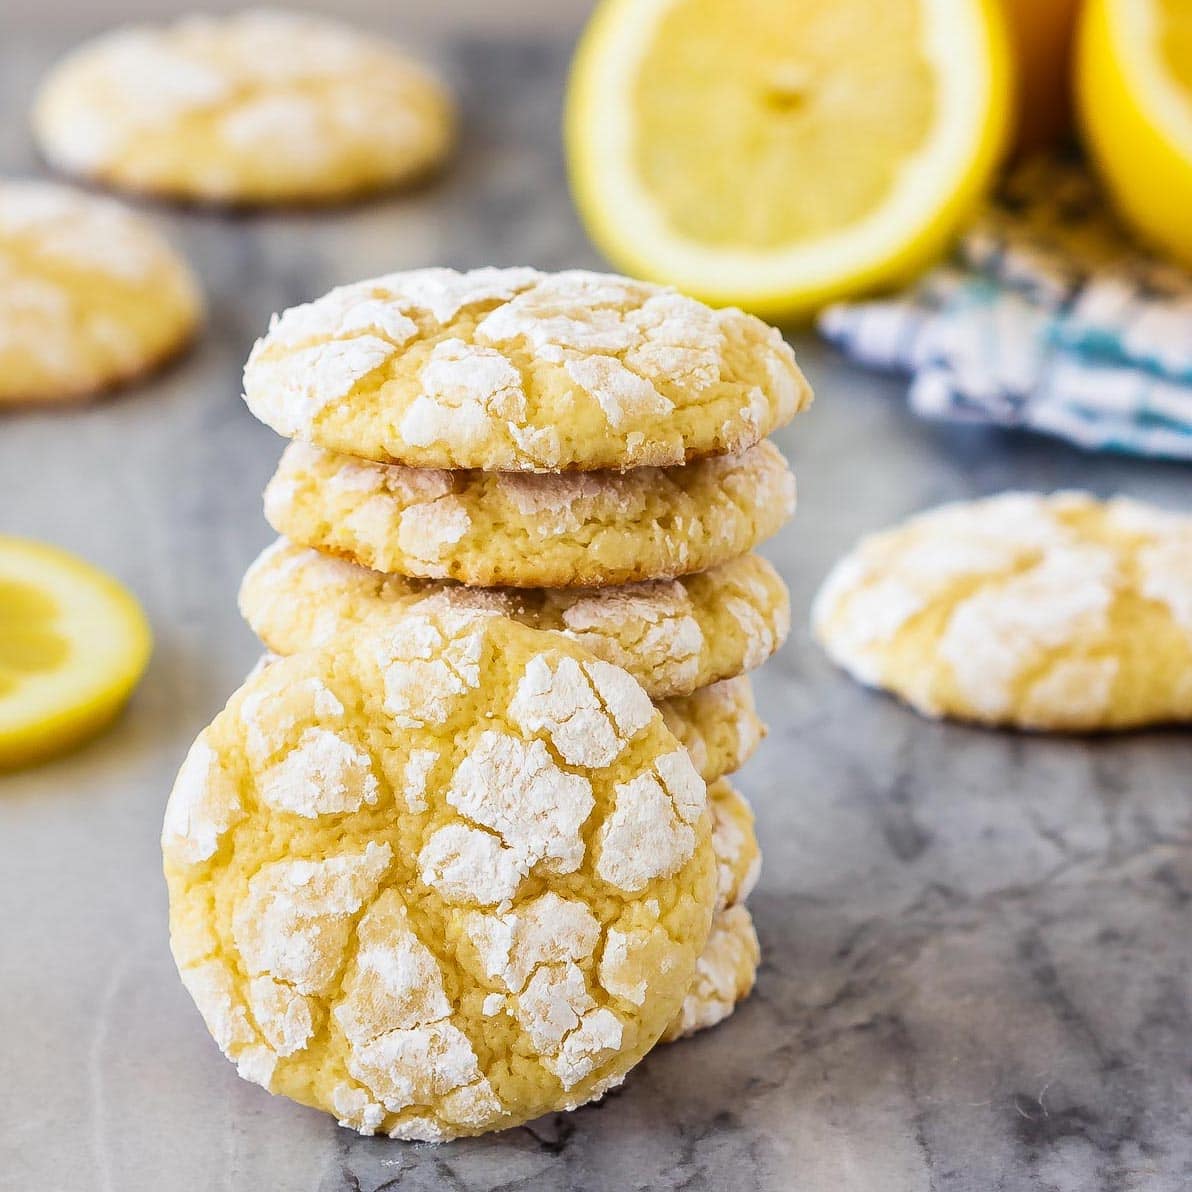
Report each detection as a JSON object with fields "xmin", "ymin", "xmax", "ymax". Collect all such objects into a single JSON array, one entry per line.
[{"xmin": 0, "ymin": 21, "xmax": 1189, "ymax": 1192}]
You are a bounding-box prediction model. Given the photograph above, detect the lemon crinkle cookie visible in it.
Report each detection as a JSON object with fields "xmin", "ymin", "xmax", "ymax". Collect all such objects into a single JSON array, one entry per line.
[
  {"xmin": 33, "ymin": 11, "xmax": 453, "ymax": 206},
  {"xmin": 242, "ymin": 267, "xmax": 811, "ymax": 471},
  {"xmin": 263, "ymin": 440, "xmax": 794, "ymax": 588},
  {"xmin": 0, "ymin": 181, "xmax": 201, "ymax": 404},
  {"xmin": 813, "ymin": 492, "xmax": 1192, "ymax": 730},
  {"xmin": 661, "ymin": 905, "xmax": 760, "ymax": 1043},
  {"xmin": 240, "ymin": 537, "xmax": 790, "ymax": 700},
  {"xmin": 163, "ymin": 611, "xmax": 717, "ymax": 1139}
]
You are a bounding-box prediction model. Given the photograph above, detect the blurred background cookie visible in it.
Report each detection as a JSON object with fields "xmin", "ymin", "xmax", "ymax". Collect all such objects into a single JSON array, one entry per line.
[
  {"xmin": 814, "ymin": 492, "xmax": 1192, "ymax": 731},
  {"xmin": 0, "ymin": 180, "xmax": 201, "ymax": 405},
  {"xmin": 33, "ymin": 10, "xmax": 454, "ymax": 206}
]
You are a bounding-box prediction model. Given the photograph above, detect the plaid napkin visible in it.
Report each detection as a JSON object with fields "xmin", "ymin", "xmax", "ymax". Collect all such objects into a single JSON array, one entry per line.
[{"xmin": 818, "ymin": 159, "xmax": 1192, "ymax": 461}]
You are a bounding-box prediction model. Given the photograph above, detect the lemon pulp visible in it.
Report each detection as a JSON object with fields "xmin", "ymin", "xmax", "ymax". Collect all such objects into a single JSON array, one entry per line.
[
  {"xmin": 0, "ymin": 536, "xmax": 151, "ymax": 770},
  {"xmin": 634, "ymin": 0, "xmax": 935, "ymax": 249}
]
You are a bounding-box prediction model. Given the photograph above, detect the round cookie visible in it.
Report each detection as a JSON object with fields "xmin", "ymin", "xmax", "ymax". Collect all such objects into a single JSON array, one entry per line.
[
  {"xmin": 662, "ymin": 684, "xmax": 765, "ymax": 789},
  {"xmin": 163, "ymin": 611, "xmax": 717, "ymax": 1139},
  {"xmin": 263, "ymin": 440, "xmax": 795, "ymax": 588},
  {"xmin": 33, "ymin": 12, "xmax": 453, "ymax": 207},
  {"xmin": 661, "ymin": 905, "xmax": 760, "ymax": 1044},
  {"xmin": 813, "ymin": 492, "xmax": 1192, "ymax": 731},
  {"xmin": 239, "ymin": 537, "xmax": 790, "ymax": 699},
  {"xmin": 242, "ymin": 267, "xmax": 810, "ymax": 471},
  {"xmin": 0, "ymin": 181, "xmax": 202, "ymax": 405}
]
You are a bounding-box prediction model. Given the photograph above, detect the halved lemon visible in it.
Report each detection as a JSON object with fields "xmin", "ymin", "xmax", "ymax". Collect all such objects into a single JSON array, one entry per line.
[
  {"xmin": 565, "ymin": 0, "xmax": 1012, "ymax": 319},
  {"xmin": 1077, "ymin": 0, "xmax": 1192, "ymax": 268},
  {"xmin": 0, "ymin": 536, "xmax": 151, "ymax": 771}
]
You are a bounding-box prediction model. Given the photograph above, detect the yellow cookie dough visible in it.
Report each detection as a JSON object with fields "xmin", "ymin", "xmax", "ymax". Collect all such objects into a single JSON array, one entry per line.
[
  {"xmin": 813, "ymin": 491, "xmax": 1192, "ymax": 730},
  {"xmin": 33, "ymin": 11, "xmax": 453, "ymax": 206},
  {"xmin": 239, "ymin": 537, "xmax": 790, "ymax": 699},
  {"xmin": 661, "ymin": 905, "xmax": 759, "ymax": 1043},
  {"xmin": 662, "ymin": 683, "xmax": 765, "ymax": 789},
  {"xmin": 264, "ymin": 440, "xmax": 795, "ymax": 588},
  {"xmin": 163, "ymin": 612, "xmax": 717, "ymax": 1139},
  {"xmin": 0, "ymin": 181, "xmax": 202, "ymax": 404},
  {"xmin": 242, "ymin": 267, "xmax": 810, "ymax": 471}
]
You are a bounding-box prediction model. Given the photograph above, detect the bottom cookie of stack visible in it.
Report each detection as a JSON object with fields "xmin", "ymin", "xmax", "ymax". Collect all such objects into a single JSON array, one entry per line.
[{"xmin": 166, "ymin": 614, "xmax": 753, "ymax": 1138}]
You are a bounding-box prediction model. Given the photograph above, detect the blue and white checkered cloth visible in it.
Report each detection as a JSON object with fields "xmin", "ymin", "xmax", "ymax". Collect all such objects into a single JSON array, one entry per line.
[{"xmin": 818, "ymin": 160, "xmax": 1192, "ymax": 461}]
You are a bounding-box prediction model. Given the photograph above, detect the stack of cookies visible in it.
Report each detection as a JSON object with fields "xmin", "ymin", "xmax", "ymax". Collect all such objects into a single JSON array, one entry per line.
[
  {"xmin": 238, "ymin": 267, "xmax": 810, "ymax": 1037},
  {"xmin": 164, "ymin": 267, "xmax": 810, "ymax": 1136}
]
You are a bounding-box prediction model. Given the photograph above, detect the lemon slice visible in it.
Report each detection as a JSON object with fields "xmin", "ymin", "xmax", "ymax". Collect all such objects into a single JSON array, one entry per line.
[
  {"xmin": 565, "ymin": 0, "xmax": 1012, "ymax": 318},
  {"xmin": 0, "ymin": 536, "xmax": 151, "ymax": 770},
  {"xmin": 1077, "ymin": 0, "xmax": 1192, "ymax": 268}
]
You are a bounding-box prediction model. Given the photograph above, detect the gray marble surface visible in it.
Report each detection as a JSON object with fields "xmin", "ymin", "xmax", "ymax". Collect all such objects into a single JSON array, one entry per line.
[{"xmin": 2, "ymin": 24, "xmax": 1190, "ymax": 1192}]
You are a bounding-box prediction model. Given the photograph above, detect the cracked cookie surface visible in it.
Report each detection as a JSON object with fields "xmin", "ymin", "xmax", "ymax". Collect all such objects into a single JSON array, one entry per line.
[
  {"xmin": 0, "ymin": 181, "xmax": 202, "ymax": 404},
  {"xmin": 34, "ymin": 11, "xmax": 453, "ymax": 205},
  {"xmin": 240, "ymin": 537, "xmax": 789, "ymax": 699},
  {"xmin": 163, "ymin": 612, "xmax": 717, "ymax": 1139},
  {"xmin": 242, "ymin": 267, "xmax": 810, "ymax": 471},
  {"xmin": 264, "ymin": 439, "xmax": 795, "ymax": 588},
  {"xmin": 814, "ymin": 492, "xmax": 1192, "ymax": 730}
]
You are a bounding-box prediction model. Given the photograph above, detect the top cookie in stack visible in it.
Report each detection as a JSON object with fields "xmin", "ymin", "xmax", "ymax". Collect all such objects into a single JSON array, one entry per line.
[{"xmin": 244, "ymin": 267, "xmax": 809, "ymax": 474}]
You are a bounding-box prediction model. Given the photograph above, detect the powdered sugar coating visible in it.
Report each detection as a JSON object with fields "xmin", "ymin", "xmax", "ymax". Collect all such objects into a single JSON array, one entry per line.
[
  {"xmin": 0, "ymin": 180, "xmax": 201, "ymax": 404},
  {"xmin": 162, "ymin": 735, "xmax": 243, "ymax": 865},
  {"xmin": 373, "ymin": 610, "xmax": 487, "ymax": 727},
  {"xmin": 814, "ymin": 491, "xmax": 1192, "ymax": 730},
  {"xmin": 256, "ymin": 727, "xmax": 379, "ymax": 818},
  {"xmin": 509, "ymin": 655, "xmax": 653, "ymax": 768},
  {"xmin": 596, "ymin": 751, "xmax": 705, "ymax": 892},
  {"xmin": 232, "ymin": 843, "xmax": 393, "ymax": 996},
  {"xmin": 243, "ymin": 267, "xmax": 811, "ymax": 471},
  {"xmin": 163, "ymin": 613, "xmax": 717, "ymax": 1139},
  {"xmin": 446, "ymin": 730, "xmax": 594, "ymax": 880},
  {"xmin": 34, "ymin": 11, "xmax": 454, "ymax": 205},
  {"xmin": 264, "ymin": 438, "xmax": 796, "ymax": 588},
  {"xmin": 240, "ymin": 538, "xmax": 790, "ymax": 699}
]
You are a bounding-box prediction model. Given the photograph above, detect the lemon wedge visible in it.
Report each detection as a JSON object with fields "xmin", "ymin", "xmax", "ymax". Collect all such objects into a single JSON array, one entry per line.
[
  {"xmin": 1077, "ymin": 0, "xmax": 1192, "ymax": 268},
  {"xmin": 565, "ymin": 0, "xmax": 1012, "ymax": 319},
  {"xmin": 0, "ymin": 536, "xmax": 151, "ymax": 771}
]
